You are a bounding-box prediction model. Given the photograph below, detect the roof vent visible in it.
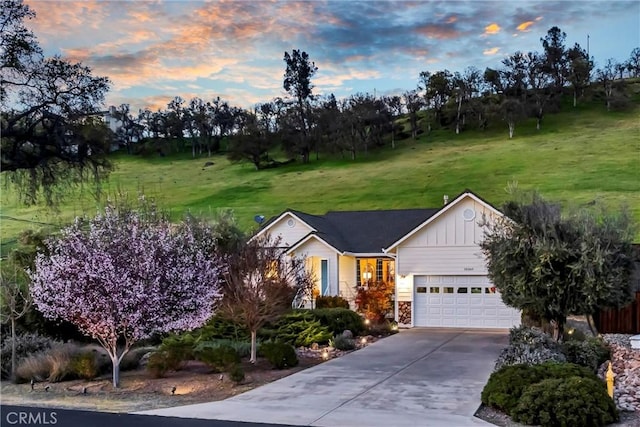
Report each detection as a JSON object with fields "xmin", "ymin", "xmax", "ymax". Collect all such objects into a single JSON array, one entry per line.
[{"xmin": 443, "ymin": 195, "xmax": 449, "ymax": 205}]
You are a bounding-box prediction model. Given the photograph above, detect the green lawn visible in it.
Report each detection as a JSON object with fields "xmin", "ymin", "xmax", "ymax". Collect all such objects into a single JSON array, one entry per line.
[{"xmin": 1, "ymin": 101, "xmax": 639, "ymax": 253}]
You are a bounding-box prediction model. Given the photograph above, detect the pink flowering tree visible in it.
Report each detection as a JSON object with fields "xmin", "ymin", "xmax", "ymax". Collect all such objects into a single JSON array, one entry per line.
[{"xmin": 29, "ymin": 200, "xmax": 223, "ymax": 387}]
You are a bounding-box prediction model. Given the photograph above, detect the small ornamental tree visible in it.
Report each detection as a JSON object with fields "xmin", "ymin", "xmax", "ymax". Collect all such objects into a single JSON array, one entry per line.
[
  {"xmin": 220, "ymin": 235, "xmax": 314, "ymax": 363},
  {"xmin": 29, "ymin": 199, "xmax": 223, "ymax": 387},
  {"xmin": 355, "ymin": 280, "xmax": 394, "ymax": 323},
  {"xmin": 480, "ymin": 192, "xmax": 635, "ymax": 341},
  {"xmin": 0, "ymin": 263, "xmax": 32, "ymax": 380}
]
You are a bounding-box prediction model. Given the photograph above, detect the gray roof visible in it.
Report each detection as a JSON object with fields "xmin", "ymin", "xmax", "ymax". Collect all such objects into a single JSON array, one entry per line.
[{"xmin": 286, "ymin": 208, "xmax": 439, "ymax": 253}]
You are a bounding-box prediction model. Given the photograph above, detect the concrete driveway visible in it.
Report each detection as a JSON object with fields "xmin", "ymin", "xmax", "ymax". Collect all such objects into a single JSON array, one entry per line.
[{"xmin": 139, "ymin": 329, "xmax": 507, "ymax": 427}]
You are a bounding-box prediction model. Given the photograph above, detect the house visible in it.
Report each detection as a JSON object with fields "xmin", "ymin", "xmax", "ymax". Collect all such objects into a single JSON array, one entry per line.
[{"xmin": 254, "ymin": 190, "xmax": 522, "ymax": 329}]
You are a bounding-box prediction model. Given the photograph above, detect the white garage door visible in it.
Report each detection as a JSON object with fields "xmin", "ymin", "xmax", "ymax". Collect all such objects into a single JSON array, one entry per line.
[{"xmin": 413, "ymin": 275, "xmax": 521, "ymax": 328}]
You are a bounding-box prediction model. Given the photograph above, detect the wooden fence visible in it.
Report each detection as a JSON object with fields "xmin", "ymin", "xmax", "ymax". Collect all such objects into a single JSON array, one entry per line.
[{"xmin": 594, "ymin": 292, "xmax": 640, "ymax": 334}]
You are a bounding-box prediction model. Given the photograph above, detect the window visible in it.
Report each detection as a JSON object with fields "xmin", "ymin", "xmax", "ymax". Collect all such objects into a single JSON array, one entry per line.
[
  {"xmin": 471, "ymin": 287, "xmax": 482, "ymax": 294},
  {"xmin": 485, "ymin": 287, "xmax": 496, "ymax": 294},
  {"xmin": 443, "ymin": 287, "xmax": 454, "ymax": 294},
  {"xmin": 457, "ymin": 287, "xmax": 468, "ymax": 294},
  {"xmin": 376, "ymin": 259, "xmax": 383, "ymax": 281},
  {"xmin": 429, "ymin": 287, "xmax": 440, "ymax": 293},
  {"xmin": 416, "ymin": 286, "xmax": 427, "ymax": 293}
]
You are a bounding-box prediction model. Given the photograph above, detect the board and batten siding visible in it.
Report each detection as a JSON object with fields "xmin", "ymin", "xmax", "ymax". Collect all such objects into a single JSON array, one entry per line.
[
  {"xmin": 402, "ymin": 197, "xmax": 496, "ymax": 248},
  {"xmin": 396, "ymin": 196, "xmax": 499, "ymax": 276},
  {"xmin": 290, "ymin": 238, "xmax": 339, "ymax": 296},
  {"xmin": 338, "ymin": 256, "xmax": 357, "ymax": 303},
  {"xmin": 264, "ymin": 213, "xmax": 314, "ymax": 247}
]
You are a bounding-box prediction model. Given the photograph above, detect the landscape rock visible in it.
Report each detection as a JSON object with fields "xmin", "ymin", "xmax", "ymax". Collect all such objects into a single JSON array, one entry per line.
[
  {"xmin": 342, "ymin": 330, "xmax": 353, "ymax": 338},
  {"xmin": 598, "ymin": 334, "xmax": 640, "ymax": 413}
]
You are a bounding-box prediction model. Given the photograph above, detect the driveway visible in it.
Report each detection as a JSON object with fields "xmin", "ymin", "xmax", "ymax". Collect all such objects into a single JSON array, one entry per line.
[{"xmin": 139, "ymin": 329, "xmax": 507, "ymax": 427}]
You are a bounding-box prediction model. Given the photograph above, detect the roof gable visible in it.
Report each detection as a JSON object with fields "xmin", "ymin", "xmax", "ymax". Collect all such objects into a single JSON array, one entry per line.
[
  {"xmin": 383, "ymin": 190, "xmax": 504, "ymax": 252},
  {"xmin": 259, "ymin": 190, "xmax": 502, "ymax": 254}
]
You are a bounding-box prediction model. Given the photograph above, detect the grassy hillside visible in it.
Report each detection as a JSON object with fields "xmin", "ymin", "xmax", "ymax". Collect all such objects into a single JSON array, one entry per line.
[{"xmin": 1, "ymin": 99, "xmax": 639, "ymax": 253}]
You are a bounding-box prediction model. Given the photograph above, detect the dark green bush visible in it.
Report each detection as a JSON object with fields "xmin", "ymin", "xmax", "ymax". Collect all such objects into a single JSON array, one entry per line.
[
  {"xmin": 330, "ymin": 334, "xmax": 356, "ymax": 351},
  {"xmin": 561, "ymin": 338, "xmax": 610, "ymax": 372},
  {"xmin": 563, "ymin": 328, "xmax": 587, "ymax": 342},
  {"xmin": 310, "ymin": 308, "xmax": 365, "ymax": 336},
  {"xmin": 146, "ymin": 350, "xmax": 183, "ymax": 378},
  {"xmin": 195, "ymin": 339, "xmax": 251, "ymax": 358},
  {"xmin": 195, "ymin": 344, "xmax": 240, "ymax": 372},
  {"xmin": 367, "ymin": 320, "xmax": 399, "ymax": 336},
  {"xmin": 259, "ymin": 311, "xmax": 332, "ymax": 347},
  {"xmin": 197, "ymin": 316, "xmax": 250, "ymax": 341},
  {"xmin": 315, "ymin": 295, "xmax": 350, "ymax": 309},
  {"xmin": 158, "ymin": 333, "xmax": 197, "ymax": 363},
  {"xmin": 70, "ymin": 352, "xmax": 99, "ymax": 380},
  {"xmin": 512, "ymin": 376, "xmax": 618, "ymax": 427},
  {"xmin": 260, "ymin": 342, "xmax": 298, "ymax": 369},
  {"xmin": 481, "ymin": 362, "xmax": 597, "ymax": 415},
  {"xmin": 229, "ymin": 365, "xmax": 245, "ymax": 383}
]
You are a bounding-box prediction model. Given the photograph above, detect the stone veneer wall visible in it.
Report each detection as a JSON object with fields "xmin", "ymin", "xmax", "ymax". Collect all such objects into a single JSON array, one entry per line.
[{"xmin": 398, "ymin": 301, "xmax": 411, "ymax": 325}]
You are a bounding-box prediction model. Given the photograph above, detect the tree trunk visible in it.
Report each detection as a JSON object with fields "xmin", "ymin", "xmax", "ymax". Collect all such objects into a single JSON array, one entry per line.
[
  {"xmin": 110, "ymin": 356, "xmax": 120, "ymax": 388},
  {"xmin": 573, "ymin": 90, "xmax": 577, "ymax": 108},
  {"xmin": 536, "ymin": 117, "xmax": 541, "ymax": 131},
  {"xmin": 585, "ymin": 314, "xmax": 598, "ymax": 336},
  {"xmin": 10, "ymin": 317, "xmax": 16, "ymax": 381},
  {"xmin": 508, "ymin": 122, "xmax": 515, "ymax": 139},
  {"xmin": 250, "ymin": 330, "xmax": 257, "ymax": 364}
]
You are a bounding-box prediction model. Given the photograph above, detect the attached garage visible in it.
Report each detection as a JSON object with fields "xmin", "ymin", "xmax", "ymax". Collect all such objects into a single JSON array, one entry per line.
[{"xmin": 412, "ymin": 275, "xmax": 521, "ymax": 328}]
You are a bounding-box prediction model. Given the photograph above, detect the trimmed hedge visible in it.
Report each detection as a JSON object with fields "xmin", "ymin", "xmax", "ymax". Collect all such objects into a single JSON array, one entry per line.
[
  {"xmin": 512, "ymin": 376, "xmax": 618, "ymax": 426},
  {"xmin": 481, "ymin": 362, "xmax": 597, "ymax": 415}
]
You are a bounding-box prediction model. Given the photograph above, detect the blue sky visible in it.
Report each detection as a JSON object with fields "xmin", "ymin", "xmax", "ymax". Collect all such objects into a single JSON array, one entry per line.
[{"xmin": 26, "ymin": 0, "xmax": 640, "ymax": 112}]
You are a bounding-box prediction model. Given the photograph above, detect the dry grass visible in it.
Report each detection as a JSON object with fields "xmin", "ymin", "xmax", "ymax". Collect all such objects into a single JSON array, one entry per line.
[{"xmin": 15, "ymin": 343, "xmax": 81, "ymax": 383}]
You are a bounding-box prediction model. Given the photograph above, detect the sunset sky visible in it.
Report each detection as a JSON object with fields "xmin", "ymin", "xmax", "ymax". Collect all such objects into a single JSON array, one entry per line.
[{"xmin": 25, "ymin": 0, "xmax": 640, "ymax": 112}]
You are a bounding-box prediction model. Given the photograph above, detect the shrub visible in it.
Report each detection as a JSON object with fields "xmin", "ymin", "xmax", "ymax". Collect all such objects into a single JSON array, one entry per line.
[
  {"xmin": 563, "ymin": 327, "xmax": 588, "ymax": 342},
  {"xmin": 367, "ymin": 320, "xmax": 398, "ymax": 336},
  {"xmin": 260, "ymin": 342, "xmax": 298, "ymax": 369},
  {"xmin": 512, "ymin": 376, "xmax": 618, "ymax": 426},
  {"xmin": 197, "ymin": 315, "xmax": 250, "ymax": 341},
  {"xmin": 315, "ymin": 295, "xmax": 350, "ymax": 309},
  {"xmin": 70, "ymin": 352, "xmax": 99, "ymax": 380},
  {"xmin": 330, "ymin": 334, "xmax": 356, "ymax": 351},
  {"xmin": 309, "ymin": 308, "xmax": 365, "ymax": 336},
  {"xmin": 260, "ymin": 311, "xmax": 332, "ymax": 347},
  {"xmin": 509, "ymin": 325, "xmax": 559, "ymax": 349},
  {"xmin": 229, "ymin": 365, "xmax": 245, "ymax": 383},
  {"xmin": 120, "ymin": 346, "xmax": 156, "ymax": 371},
  {"xmin": 481, "ymin": 362, "xmax": 597, "ymax": 415},
  {"xmin": 0, "ymin": 333, "xmax": 59, "ymax": 380},
  {"xmin": 195, "ymin": 339, "xmax": 251, "ymax": 358},
  {"xmin": 561, "ymin": 338, "xmax": 609, "ymax": 372},
  {"xmin": 355, "ymin": 280, "xmax": 394, "ymax": 323},
  {"xmin": 15, "ymin": 343, "xmax": 80, "ymax": 383},
  {"xmin": 158, "ymin": 333, "xmax": 197, "ymax": 365},
  {"xmin": 146, "ymin": 351, "xmax": 180, "ymax": 378},
  {"xmin": 195, "ymin": 343, "xmax": 240, "ymax": 372},
  {"xmin": 494, "ymin": 343, "xmax": 566, "ymax": 371}
]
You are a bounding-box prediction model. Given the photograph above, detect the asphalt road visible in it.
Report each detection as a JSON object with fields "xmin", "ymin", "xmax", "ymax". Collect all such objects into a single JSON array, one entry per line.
[{"xmin": 0, "ymin": 405, "xmax": 299, "ymax": 427}]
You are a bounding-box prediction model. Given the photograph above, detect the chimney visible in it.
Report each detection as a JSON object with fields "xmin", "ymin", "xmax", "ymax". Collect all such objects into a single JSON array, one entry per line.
[{"xmin": 443, "ymin": 194, "xmax": 449, "ymax": 205}]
